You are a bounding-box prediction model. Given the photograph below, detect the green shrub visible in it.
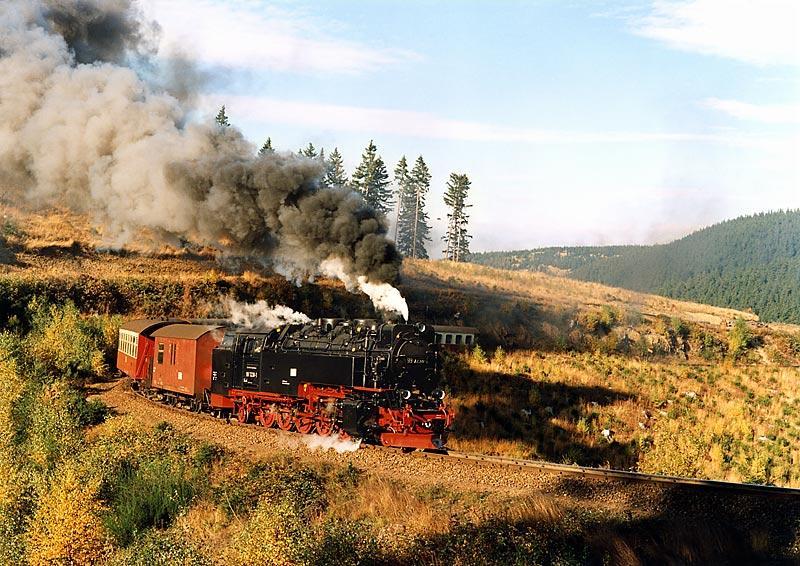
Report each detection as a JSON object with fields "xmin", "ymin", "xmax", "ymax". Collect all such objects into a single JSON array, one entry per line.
[
  {"xmin": 65, "ymin": 389, "xmax": 109, "ymax": 427},
  {"xmin": 471, "ymin": 344, "xmax": 487, "ymax": 364},
  {"xmin": 788, "ymin": 332, "xmax": 800, "ymax": 356},
  {"xmin": 639, "ymin": 419, "xmax": 710, "ymax": 478},
  {"xmin": 216, "ymin": 459, "xmax": 326, "ymax": 517},
  {"xmin": 230, "ymin": 498, "xmax": 312, "ymax": 565},
  {"xmin": 104, "ymin": 458, "xmax": 197, "ymax": 546},
  {"xmin": 406, "ymin": 517, "xmax": 586, "ymax": 565},
  {"xmin": 728, "ymin": 318, "xmax": 754, "ymax": 360},
  {"xmin": 1, "ymin": 219, "xmax": 21, "ymax": 238},
  {"xmin": 107, "ymin": 528, "xmax": 210, "ymax": 566},
  {"xmin": 25, "ymin": 299, "xmax": 118, "ymax": 382},
  {"xmin": 307, "ymin": 518, "xmax": 381, "ymax": 566},
  {"xmin": 579, "ymin": 306, "xmax": 618, "ymax": 335},
  {"xmin": 0, "ymin": 513, "xmax": 26, "ymax": 566},
  {"xmin": 26, "ymin": 382, "xmax": 85, "ymax": 477},
  {"xmin": 492, "ymin": 346, "xmax": 506, "ymax": 365},
  {"xmin": 193, "ymin": 442, "xmax": 224, "ymax": 469},
  {"xmin": 697, "ymin": 330, "xmax": 725, "ymax": 360}
]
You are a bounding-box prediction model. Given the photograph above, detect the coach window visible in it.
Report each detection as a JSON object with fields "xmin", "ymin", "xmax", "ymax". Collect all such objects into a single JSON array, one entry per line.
[
  {"xmin": 157, "ymin": 343, "xmax": 164, "ymax": 364},
  {"xmin": 455, "ymin": 335, "xmax": 463, "ymax": 345},
  {"xmin": 465, "ymin": 335, "xmax": 473, "ymax": 345},
  {"xmin": 445, "ymin": 334, "xmax": 452, "ymax": 344}
]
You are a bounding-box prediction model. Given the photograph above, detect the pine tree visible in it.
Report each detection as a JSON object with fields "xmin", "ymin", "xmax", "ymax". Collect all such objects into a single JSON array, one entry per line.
[
  {"xmin": 409, "ymin": 156, "xmax": 432, "ymax": 259},
  {"xmin": 215, "ymin": 105, "xmax": 230, "ymax": 128},
  {"xmin": 443, "ymin": 173, "xmax": 472, "ymax": 262},
  {"xmin": 351, "ymin": 140, "xmax": 392, "ymax": 215},
  {"xmin": 393, "ymin": 156, "xmax": 411, "ymax": 247},
  {"xmin": 324, "ymin": 147, "xmax": 349, "ymax": 188},
  {"xmin": 300, "ymin": 143, "xmax": 318, "ymax": 159},
  {"xmin": 258, "ymin": 137, "xmax": 274, "ymax": 156},
  {"xmin": 395, "ymin": 156, "xmax": 432, "ymax": 259}
]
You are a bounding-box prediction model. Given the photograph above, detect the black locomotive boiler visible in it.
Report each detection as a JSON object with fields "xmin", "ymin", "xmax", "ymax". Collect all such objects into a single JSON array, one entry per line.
[{"xmin": 201, "ymin": 318, "xmax": 453, "ymax": 449}]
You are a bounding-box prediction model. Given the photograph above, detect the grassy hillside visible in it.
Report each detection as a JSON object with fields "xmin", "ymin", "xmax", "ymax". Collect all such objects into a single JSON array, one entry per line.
[
  {"xmin": 1, "ymin": 204, "xmax": 799, "ymax": 562},
  {"xmin": 469, "ymin": 210, "xmax": 800, "ymax": 324}
]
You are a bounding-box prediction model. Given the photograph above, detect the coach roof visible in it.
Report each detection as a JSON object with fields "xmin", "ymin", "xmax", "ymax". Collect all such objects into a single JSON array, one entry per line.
[
  {"xmin": 120, "ymin": 319, "xmax": 188, "ymax": 335},
  {"xmin": 431, "ymin": 325, "xmax": 479, "ymax": 334},
  {"xmin": 151, "ymin": 324, "xmax": 224, "ymax": 340}
]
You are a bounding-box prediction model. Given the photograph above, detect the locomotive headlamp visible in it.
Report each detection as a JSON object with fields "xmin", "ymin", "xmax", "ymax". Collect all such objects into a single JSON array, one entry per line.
[
  {"xmin": 398, "ymin": 389, "xmax": 411, "ymax": 400},
  {"xmin": 432, "ymin": 389, "xmax": 446, "ymax": 401},
  {"xmin": 416, "ymin": 323, "xmax": 426, "ymax": 332}
]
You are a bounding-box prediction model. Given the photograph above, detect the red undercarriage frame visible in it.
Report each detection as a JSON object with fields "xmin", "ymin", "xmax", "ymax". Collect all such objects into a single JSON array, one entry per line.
[{"xmin": 209, "ymin": 383, "xmax": 453, "ymax": 450}]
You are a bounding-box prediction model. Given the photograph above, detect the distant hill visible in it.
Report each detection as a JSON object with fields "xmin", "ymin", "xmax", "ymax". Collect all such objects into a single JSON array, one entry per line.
[{"xmin": 469, "ymin": 210, "xmax": 800, "ymax": 324}]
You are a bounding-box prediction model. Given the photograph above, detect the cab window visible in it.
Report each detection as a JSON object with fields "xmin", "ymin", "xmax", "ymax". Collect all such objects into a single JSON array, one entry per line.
[
  {"xmin": 221, "ymin": 333, "xmax": 235, "ymax": 349},
  {"xmin": 243, "ymin": 337, "xmax": 262, "ymax": 355}
]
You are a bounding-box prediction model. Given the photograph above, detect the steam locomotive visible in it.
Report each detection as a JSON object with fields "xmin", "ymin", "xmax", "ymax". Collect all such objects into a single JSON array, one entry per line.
[{"xmin": 117, "ymin": 318, "xmax": 453, "ymax": 450}]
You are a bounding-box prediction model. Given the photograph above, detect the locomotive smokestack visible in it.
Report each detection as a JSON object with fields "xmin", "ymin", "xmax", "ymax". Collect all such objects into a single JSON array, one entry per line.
[{"xmin": 0, "ymin": 0, "xmax": 404, "ymax": 315}]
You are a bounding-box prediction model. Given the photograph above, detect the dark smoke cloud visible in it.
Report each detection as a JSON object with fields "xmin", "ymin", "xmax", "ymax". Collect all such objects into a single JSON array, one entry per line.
[
  {"xmin": 0, "ymin": 0, "xmax": 401, "ymax": 286},
  {"xmin": 41, "ymin": 0, "xmax": 159, "ymax": 64}
]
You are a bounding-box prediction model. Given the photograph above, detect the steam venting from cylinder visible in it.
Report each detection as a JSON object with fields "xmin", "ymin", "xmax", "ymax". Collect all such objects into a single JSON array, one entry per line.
[
  {"xmin": 225, "ymin": 300, "xmax": 310, "ymax": 331},
  {"xmin": 0, "ymin": 0, "xmax": 406, "ymax": 318}
]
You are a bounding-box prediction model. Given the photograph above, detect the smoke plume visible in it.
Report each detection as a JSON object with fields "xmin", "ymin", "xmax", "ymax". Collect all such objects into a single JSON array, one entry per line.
[
  {"xmin": 320, "ymin": 258, "xmax": 408, "ymax": 320},
  {"xmin": 302, "ymin": 434, "xmax": 362, "ymax": 454},
  {"xmin": 0, "ymin": 0, "xmax": 402, "ymax": 295},
  {"xmin": 225, "ymin": 300, "xmax": 310, "ymax": 331}
]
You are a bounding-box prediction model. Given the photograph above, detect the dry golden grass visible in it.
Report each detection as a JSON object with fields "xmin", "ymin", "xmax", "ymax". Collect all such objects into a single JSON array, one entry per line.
[
  {"xmin": 448, "ymin": 348, "xmax": 800, "ymax": 486},
  {"xmin": 403, "ymin": 258, "xmax": 769, "ymax": 328},
  {"xmin": 0, "ymin": 357, "xmax": 24, "ymax": 510},
  {"xmin": 330, "ymin": 476, "xmax": 451, "ymax": 536}
]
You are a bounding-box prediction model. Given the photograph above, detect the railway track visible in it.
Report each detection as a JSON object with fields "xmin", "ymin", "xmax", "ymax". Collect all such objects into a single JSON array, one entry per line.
[
  {"xmin": 411, "ymin": 450, "xmax": 800, "ymax": 498},
  {"xmin": 128, "ymin": 383, "xmax": 800, "ymax": 499}
]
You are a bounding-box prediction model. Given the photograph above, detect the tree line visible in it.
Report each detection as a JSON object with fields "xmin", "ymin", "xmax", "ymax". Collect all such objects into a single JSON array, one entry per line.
[
  {"xmin": 469, "ymin": 210, "xmax": 800, "ymax": 324},
  {"xmin": 215, "ymin": 106, "xmax": 472, "ymax": 261}
]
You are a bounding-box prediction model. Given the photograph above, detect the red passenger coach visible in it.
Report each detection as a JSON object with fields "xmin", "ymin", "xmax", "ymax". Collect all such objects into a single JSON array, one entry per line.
[
  {"xmin": 117, "ymin": 319, "xmax": 183, "ymax": 384},
  {"xmin": 150, "ymin": 324, "xmax": 224, "ymax": 403}
]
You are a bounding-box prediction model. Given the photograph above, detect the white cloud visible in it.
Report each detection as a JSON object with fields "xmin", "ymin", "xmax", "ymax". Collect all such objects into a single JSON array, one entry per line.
[
  {"xmin": 704, "ymin": 98, "xmax": 800, "ymax": 124},
  {"xmin": 206, "ymin": 94, "xmax": 758, "ymax": 145},
  {"xmin": 141, "ymin": 0, "xmax": 418, "ymax": 74},
  {"xmin": 632, "ymin": 0, "xmax": 800, "ymax": 66}
]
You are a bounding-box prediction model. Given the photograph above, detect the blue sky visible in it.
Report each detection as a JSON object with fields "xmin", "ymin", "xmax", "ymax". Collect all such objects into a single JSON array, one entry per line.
[{"xmin": 142, "ymin": 0, "xmax": 799, "ymax": 254}]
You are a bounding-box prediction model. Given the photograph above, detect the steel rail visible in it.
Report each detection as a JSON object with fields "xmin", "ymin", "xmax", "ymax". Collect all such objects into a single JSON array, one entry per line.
[
  {"xmin": 411, "ymin": 450, "xmax": 800, "ymax": 497},
  {"xmin": 127, "ymin": 383, "xmax": 800, "ymax": 498}
]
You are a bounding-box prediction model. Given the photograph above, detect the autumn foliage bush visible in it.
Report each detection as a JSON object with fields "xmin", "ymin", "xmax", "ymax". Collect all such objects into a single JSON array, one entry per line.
[
  {"xmin": 25, "ymin": 299, "xmax": 120, "ymax": 381},
  {"xmin": 26, "ymin": 465, "xmax": 112, "ymax": 565}
]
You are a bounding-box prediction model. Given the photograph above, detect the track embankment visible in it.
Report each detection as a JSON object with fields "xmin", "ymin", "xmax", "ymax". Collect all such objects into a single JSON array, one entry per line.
[{"xmin": 92, "ymin": 378, "xmax": 800, "ymax": 534}]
